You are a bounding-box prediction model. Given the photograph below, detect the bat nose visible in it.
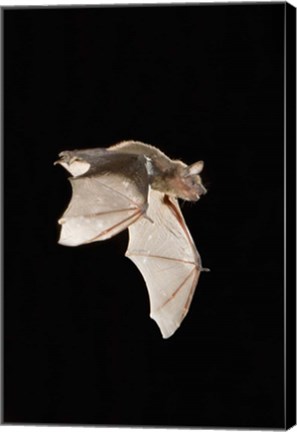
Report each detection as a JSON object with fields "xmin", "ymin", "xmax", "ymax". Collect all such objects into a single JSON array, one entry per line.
[{"xmin": 199, "ymin": 184, "xmax": 207, "ymax": 195}]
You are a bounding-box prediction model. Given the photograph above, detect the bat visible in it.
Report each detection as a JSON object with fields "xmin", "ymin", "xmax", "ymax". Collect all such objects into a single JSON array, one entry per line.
[{"xmin": 55, "ymin": 140, "xmax": 207, "ymax": 338}]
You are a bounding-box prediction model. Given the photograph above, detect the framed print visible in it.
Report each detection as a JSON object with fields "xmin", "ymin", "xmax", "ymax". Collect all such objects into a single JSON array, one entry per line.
[{"xmin": 3, "ymin": 2, "xmax": 296, "ymax": 429}]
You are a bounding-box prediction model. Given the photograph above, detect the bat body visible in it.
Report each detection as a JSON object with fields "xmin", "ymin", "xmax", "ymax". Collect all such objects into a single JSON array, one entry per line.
[{"xmin": 56, "ymin": 141, "xmax": 207, "ymax": 338}]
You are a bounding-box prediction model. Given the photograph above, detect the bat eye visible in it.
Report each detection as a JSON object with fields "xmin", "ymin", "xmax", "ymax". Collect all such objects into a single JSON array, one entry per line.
[{"xmin": 188, "ymin": 175, "xmax": 199, "ymax": 187}]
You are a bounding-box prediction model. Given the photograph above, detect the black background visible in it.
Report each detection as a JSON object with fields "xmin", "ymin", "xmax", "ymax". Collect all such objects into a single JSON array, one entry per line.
[{"xmin": 4, "ymin": 3, "xmax": 285, "ymax": 428}]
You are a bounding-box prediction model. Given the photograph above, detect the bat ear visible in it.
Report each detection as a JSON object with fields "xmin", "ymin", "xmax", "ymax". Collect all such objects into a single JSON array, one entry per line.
[{"xmin": 186, "ymin": 160, "xmax": 204, "ymax": 176}]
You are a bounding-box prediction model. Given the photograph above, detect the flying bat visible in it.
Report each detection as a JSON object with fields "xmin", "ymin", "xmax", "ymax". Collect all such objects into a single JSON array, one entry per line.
[{"xmin": 55, "ymin": 140, "xmax": 207, "ymax": 338}]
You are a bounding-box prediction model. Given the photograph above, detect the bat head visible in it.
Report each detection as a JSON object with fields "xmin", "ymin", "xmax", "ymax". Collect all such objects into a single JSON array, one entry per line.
[
  {"xmin": 153, "ymin": 160, "xmax": 207, "ymax": 202},
  {"xmin": 177, "ymin": 161, "xmax": 207, "ymax": 201}
]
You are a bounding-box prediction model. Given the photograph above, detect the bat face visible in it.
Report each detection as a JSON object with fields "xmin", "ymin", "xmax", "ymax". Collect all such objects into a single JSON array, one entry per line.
[
  {"xmin": 56, "ymin": 140, "xmax": 207, "ymax": 338},
  {"xmin": 166, "ymin": 170, "xmax": 207, "ymax": 202}
]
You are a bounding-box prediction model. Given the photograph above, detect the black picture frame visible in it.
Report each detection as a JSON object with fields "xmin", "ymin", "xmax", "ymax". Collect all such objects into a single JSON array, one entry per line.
[{"xmin": 3, "ymin": 2, "xmax": 296, "ymax": 429}]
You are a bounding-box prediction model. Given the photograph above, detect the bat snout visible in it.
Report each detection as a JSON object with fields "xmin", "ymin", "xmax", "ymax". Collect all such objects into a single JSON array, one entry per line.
[
  {"xmin": 198, "ymin": 184, "xmax": 207, "ymax": 196},
  {"xmin": 192, "ymin": 184, "xmax": 207, "ymax": 201}
]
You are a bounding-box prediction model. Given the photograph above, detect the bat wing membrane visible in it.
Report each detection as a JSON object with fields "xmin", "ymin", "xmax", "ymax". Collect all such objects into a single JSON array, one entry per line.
[
  {"xmin": 126, "ymin": 189, "xmax": 201, "ymax": 338},
  {"xmin": 56, "ymin": 150, "xmax": 149, "ymax": 246}
]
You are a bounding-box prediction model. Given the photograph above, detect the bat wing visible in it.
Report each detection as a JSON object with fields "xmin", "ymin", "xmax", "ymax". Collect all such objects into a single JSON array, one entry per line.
[
  {"xmin": 56, "ymin": 149, "xmax": 149, "ymax": 246},
  {"xmin": 126, "ymin": 189, "xmax": 202, "ymax": 338}
]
